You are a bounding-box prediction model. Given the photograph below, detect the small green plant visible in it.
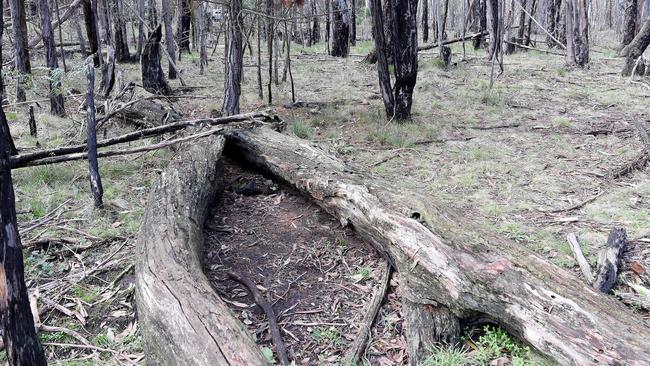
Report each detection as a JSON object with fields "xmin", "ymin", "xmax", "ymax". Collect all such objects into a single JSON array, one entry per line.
[
  {"xmin": 312, "ymin": 327, "xmax": 343, "ymax": 346},
  {"xmin": 473, "ymin": 325, "xmax": 533, "ymax": 364},
  {"xmin": 420, "ymin": 345, "xmax": 472, "ymax": 366},
  {"xmin": 431, "ymin": 58, "xmax": 448, "ymax": 69},
  {"xmin": 351, "ymin": 266, "xmax": 372, "ymax": 283},
  {"xmin": 292, "ymin": 121, "xmax": 313, "ymax": 139},
  {"xmin": 499, "ymin": 222, "xmax": 530, "ymax": 243},
  {"xmin": 553, "ymin": 116, "xmax": 572, "ymax": 128}
]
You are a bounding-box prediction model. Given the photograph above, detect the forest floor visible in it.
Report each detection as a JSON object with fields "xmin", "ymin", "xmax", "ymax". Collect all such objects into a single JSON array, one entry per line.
[{"xmin": 4, "ymin": 30, "xmax": 650, "ymax": 365}]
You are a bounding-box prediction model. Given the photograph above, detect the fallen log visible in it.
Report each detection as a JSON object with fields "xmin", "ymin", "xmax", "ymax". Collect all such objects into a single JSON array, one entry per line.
[
  {"xmin": 10, "ymin": 111, "xmax": 278, "ymax": 169},
  {"xmin": 224, "ymin": 127, "xmax": 650, "ymax": 365},
  {"xmin": 135, "ymin": 135, "xmax": 269, "ymax": 365},
  {"xmin": 594, "ymin": 228, "xmax": 627, "ymax": 293}
]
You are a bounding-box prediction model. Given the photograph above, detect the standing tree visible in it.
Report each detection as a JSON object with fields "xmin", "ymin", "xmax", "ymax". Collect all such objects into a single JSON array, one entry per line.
[
  {"xmin": 162, "ymin": 0, "xmax": 177, "ymax": 79},
  {"xmin": 565, "ymin": 0, "xmax": 589, "ymax": 67},
  {"xmin": 331, "ymin": 0, "xmax": 351, "ymax": 57},
  {"xmin": 223, "ymin": 0, "xmax": 243, "ymax": 115},
  {"xmin": 85, "ymin": 60, "xmax": 103, "ymax": 208},
  {"xmin": 177, "ymin": 0, "xmax": 192, "ymax": 54},
  {"xmin": 0, "ymin": 74, "xmax": 47, "ymax": 366},
  {"xmin": 620, "ymin": 17, "xmax": 650, "ymax": 76},
  {"xmin": 545, "ymin": 0, "xmax": 561, "ymax": 47},
  {"xmin": 137, "ymin": 0, "xmax": 146, "ymax": 56},
  {"xmin": 422, "ymin": 0, "xmax": 429, "ymax": 43},
  {"xmin": 111, "ymin": 0, "xmax": 131, "ymax": 62},
  {"xmin": 9, "ymin": 0, "xmax": 32, "ymax": 102},
  {"xmin": 486, "ymin": 0, "xmax": 499, "ymax": 59},
  {"xmin": 351, "ymin": 0, "xmax": 357, "ymax": 46},
  {"xmin": 36, "ymin": 0, "xmax": 66, "ymax": 116},
  {"xmin": 141, "ymin": 25, "xmax": 172, "ymax": 95},
  {"xmin": 82, "ymin": 0, "xmax": 103, "ymax": 66},
  {"xmin": 621, "ymin": 0, "xmax": 638, "ymax": 51},
  {"xmin": 370, "ymin": 0, "xmax": 419, "ymax": 120},
  {"xmin": 0, "ymin": 1, "xmax": 16, "ymax": 155}
]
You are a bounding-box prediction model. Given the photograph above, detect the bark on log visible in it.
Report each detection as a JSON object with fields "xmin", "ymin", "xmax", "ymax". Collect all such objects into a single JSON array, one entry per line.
[
  {"xmin": 135, "ymin": 135, "xmax": 269, "ymax": 366},
  {"xmin": 594, "ymin": 228, "xmax": 627, "ymax": 293},
  {"xmin": 224, "ymin": 127, "xmax": 650, "ymax": 365}
]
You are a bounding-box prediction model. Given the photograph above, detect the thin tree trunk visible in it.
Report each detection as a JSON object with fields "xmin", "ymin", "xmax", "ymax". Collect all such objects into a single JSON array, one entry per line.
[
  {"xmin": 82, "ymin": 0, "xmax": 103, "ymax": 66},
  {"xmin": 162, "ymin": 0, "xmax": 177, "ymax": 79},
  {"xmin": 74, "ymin": 8, "xmax": 88, "ymax": 54},
  {"xmin": 222, "ymin": 0, "xmax": 243, "ymax": 116},
  {"xmin": 37, "ymin": 0, "xmax": 66, "ymax": 116},
  {"xmin": 0, "ymin": 5, "xmax": 15, "ymax": 155},
  {"xmin": 9, "ymin": 0, "xmax": 32, "ymax": 102},
  {"xmin": 370, "ymin": 0, "xmax": 394, "ymax": 117},
  {"xmin": 517, "ymin": 0, "xmax": 527, "ymax": 44},
  {"xmin": 565, "ymin": 0, "xmax": 588, "ymax": 67},
  {"xmin": 351, "ymin": 0, "xmax": 357, "ymax": 45},
  {"xmin": 326, "ymin": 0, "xmax": 331, "ymax": 54},
  {"xmin": 545, "ymin": 0, "xmax": 558, "ymax": 47},
  {"xmin": 85, "ymin": 61, "xmax": 103, "ymax": 208},
  {"xmin": 137, "ymin": 0, "xmax": 145, "ymax": 57},
  {"xmin": 622, "ymin": 0, "xmax": 638, "ymax": 50},
  {"xmin": 266, "ymin": 0, "xmax": 273, "ymax": 104},
  {"xmin": 524, "ymin": 0, "xmax": 537, "ymax": 45},
  {"xmin": 486, "ymin": 0, "xmax": 499, "ymax": 59},
  {"xmin": 198, "ymin": 3, "xmax": 208, "ymax": 74},
  {"xmin": 53, "ymin": 0, "xmax": 67, "ymax": 71},
  {"xmin": 388, "ymin": 0, "xmax": 419, "ymax": 120},
  {"xmin": 621, "ymin": 17, "xmax": 650, "ymax": 75},
  {"xmin": 257, "ymin": 10, "xmax": 263, "ymax": 99},
  {"xmin": 331, "ymin": 0, "xmax": 350, "ymax": 57},
  {"xmin": 422, "ymin": 0, "xmax": 429, "ymax": 43},
  {"xmin": 0, "ymin": 105, "xmax": 47, "ymax": 366},
  {"xmin": 97, "ymin": 0, "xmax": 111, "ymax": 46},
  {"xmin": 177, "ymin": 0, "xmax": 192, "ymax": 53}
]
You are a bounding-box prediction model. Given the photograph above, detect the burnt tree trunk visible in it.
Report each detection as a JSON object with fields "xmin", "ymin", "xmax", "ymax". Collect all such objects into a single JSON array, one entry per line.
[
  {"xmin": 225, "ymin": 126, "xmax": 650, "ymax": 366},
  {"xmin": 622, "ymin": 0, "xmax": 639, "ymax": 51},
  {"xmin": 524, "ymin": 0, "xmax": 537, "ymax": 46},
  {"xmin": 370, "ymin": 0, "xmax": 394, "ymax": 117},
  {"xmin": 53, "ymin": 0, "xmax": 68, "ymax": 71},
  {"xmin": 198, "ymin": 2, "xmax": 208, "ymax": 74},
  {"xmin": 621, "ymin": 18, "xmax": 650, "ymax": 76},
  {"xmin": 9, "ymin": 0, "xmax": 32, "ymax": 102},
  {"xmin": 545, "ymin": 0, "xmax": 559, "ymax": 47},
  {"xmin": 0, "ymin": 13, "xmax": 16, "ymax": 155},
  {"xmin": 82, "ymin": 0, "xmax": 103, "ymax": 66},
  {"xmin": 177, "ymin": 0, "xmax": 192, "ymax": 54},
  {"xmin": 266, "ymin": 0, "xmax": 274, "ymax": 103},
  {"xmin": 97, "ymin": 0, "xmax": 112, "ymax": 45},
  {"xmin": 222, "ymin": 0, "xmax": 243, "ymax": 116},
  {"xmin": 147, "ymin": 0, "xmax": 157, "ymax": 27},
  {"xmin": 37, "ymin": 0, "xmax": 66, "ymax": 116},
  {"xmin": 141, "ymin": 25, "xmax": 172, "ymax": 95},
  {"xmin": 161, "ymin": 0, "xmax": 177, "ymax": 79},
  {"xmin": 74, "ymin": 9, "xmax": 88, "ymax": 55},
  {"xmin": 111, "ymin": 0, "xmax": 130, "ymax": 62},
  {"xmin": 351, "ymin": 0, "xmax": 357, "ymax": 45},
  {"xmin": 565, "ymin": 0, "xmax": 589, "ymax": 67},
  {"xmin": 85, "ymin": 62, "xmax": 103, "ymax": 209},
  {"xmin": 135, "ymin": 135, "xmax": 270, "ymax": 365},
  {"xmin": 517, "ymin": 0, "xmax": 527, "ymax": 45},
  {"xmin": 473, "ymin": 0, "xmax": 487, "ymax": 48},
  {"xmin": 326, "ymin": 0, "xmax": 331, "ymax": 53},
  {"xmin": 388, "ymin": 0, "xmax": 419, "ymax": 120},
  {"xmin": 311, "ymin": 0, "xmax": 320, "ymax": 43},
  {"xmin": 331, "ymin": 0, "xmax": 350, "ymax": 57}
]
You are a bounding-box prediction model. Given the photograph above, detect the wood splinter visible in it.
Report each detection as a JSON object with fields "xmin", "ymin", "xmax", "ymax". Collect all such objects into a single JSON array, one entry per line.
[
  {"xmin": 227, "ymin": 271, "xmax": 290, "ymax": 365},
  {"xmin": 344, "ymin": 261, "xmax": 392, "ymax": 365}
]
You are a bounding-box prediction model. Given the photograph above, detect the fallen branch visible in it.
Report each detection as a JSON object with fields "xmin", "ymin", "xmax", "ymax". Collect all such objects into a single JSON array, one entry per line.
[
  {"xmin": 546, "ymin": 191, "xmax": 604, "ymax": 213},
  {"xmin": 344, "ymin": 261, "xmax": 391, "ymax": 365},
  {"xmin": 611, "ymin": 121, "xmax": 650, "ymax": 179},
  {"xmin": 228, "ymin": 271, "xmax": 290, "ymax": 365},
  {"xmin": 10, "ymin": 111, "xmax": 279, "ymax": 168},
  {"xmin": 567, "ymin": 233, "xmax": 594, "ymax": 283},
  {"xmin": 594, "ymin": 228, "xmax": 627, "ymax": 293},
  {"xmin": 504, "ymin": 41, "xmax": 565, "ymax": 56},
  {"xmin": 453, "ymin": 123, "xmax": 520, "ymax": 130},
  {"xmin": 418, "ymin": 32, "xmax": 488, "ymax": 51}
]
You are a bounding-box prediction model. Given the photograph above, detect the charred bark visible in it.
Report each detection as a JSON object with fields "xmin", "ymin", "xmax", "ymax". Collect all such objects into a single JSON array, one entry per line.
[
  {"xmin": 111, "ymin": 0, "xmax": 131, "ymax": 62},
  {"xmin": 331, "ymin": 0, "xmax": 350, "ymax": 57},
  {"xmin": 9, "ymin": 0, "xmax": 32, "ymax": 102},
  {"xmin": 422, "ymin": 0, "xmax": 429, "ymax": 43},
  {"xmin": 388, "ymin": 0, "xmax": 419, "ymax": 120},
  {"xmin": 37, "ymin": 0, "xmax": 66, "ymax": 116},
  {"xmin": 135, "ymin": 135, "xmax": 270, "ymax": 365},
  {"xmin": 177, "ymin": 0, "xmax": 192, "ymax": 53},
  {"xmin": 225, "ymin": 127, "xmax": 650, "ymax": 365},
  {"xmin": 0, "ymin": 95, "xmax": 48, "ymax": 366},
  {"xmin": 622, "ymin": 0, "xmax": 639, "ymax": 51},
  {"xmin": 85, "ymin": 62, "xmax": 103, "ymax": 209},
  {"xmin": 223, "ymin": 0, "xmax": 243, "ymax": 116},
  {"xmin": 82, "ymin": 0, "xmax": 102, "ymax": 66},
  {"xmin": 141, "ymin": 25, "xmax": 172, "ymax": 95},
  {"xmin": 0, "ymin": 18, "xmax": 15, "ymax": 156}
]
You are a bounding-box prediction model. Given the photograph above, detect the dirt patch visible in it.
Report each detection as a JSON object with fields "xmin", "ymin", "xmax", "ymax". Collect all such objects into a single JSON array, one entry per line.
[{"xmin": 203, "ymin": 160, "xmax": 405, "ymax": 365}]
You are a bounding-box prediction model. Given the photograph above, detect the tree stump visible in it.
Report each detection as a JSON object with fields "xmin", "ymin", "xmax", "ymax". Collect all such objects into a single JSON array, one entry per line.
[{"xmin": 141, "ymin": 25, "xmax": 171, "ymax": 96}]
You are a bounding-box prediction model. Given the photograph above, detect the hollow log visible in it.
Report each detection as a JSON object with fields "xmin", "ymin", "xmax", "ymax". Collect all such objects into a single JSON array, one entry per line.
[
  {"xmin": 135, "ymin": 135, "xmax": 269, "ymax": 365},
  {"xmin": 224, "ymin": 127, "xmax": 650, "ymax": 365}
]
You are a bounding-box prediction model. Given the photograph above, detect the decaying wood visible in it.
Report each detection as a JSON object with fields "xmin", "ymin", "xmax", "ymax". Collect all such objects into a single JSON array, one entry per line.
[
  {"xmin": 140, "ymin": 25, "xmax": 171, "ymax": 95},
  {"xmin": 611, "ymin": 120, "xmax": 650, "ymax": 178},
  {"xmin": 403, "ymin": 297, "xmax": 460, "ymax": 365},
  {"xmin": 224, "ymin": 127, "xmax": 650, "ymax": 365},
  {"xmin": 344, "ymin": 261, "xmax": 391, "ymax": 365},
  {"xmin": 594, "ymin": 228, "xmax": 627, "ymax": 293},
  {"xmin": 567, "ymin": 233, "xmax": 594, "ymax": 283},
  {"xmin": 135, "ymin": 135, "xmax": 269, "ymax": 365},
  {"xmin": 227, "ymin": 271, "xmax": 289, "ymax": 365}
]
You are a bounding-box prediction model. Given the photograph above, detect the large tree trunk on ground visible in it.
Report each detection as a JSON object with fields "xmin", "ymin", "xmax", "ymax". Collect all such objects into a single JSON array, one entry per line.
[
  {"xmin": 223, "ymin": 0, "xmax": 243, "ymax": 116},
  {"xmin": 224, "ymin": 127, "xmax": 650, "ymax": 365},
  {"xmin": 135, "ymin": 135, "xmax": 270, "ymax": 366},
  {"xmin": 37, "ymin": 0, "xmax": 66, "ymax": 116},
  {"xmin": 621, "ymin": 18, "xmax": 650, "ymax": 76},
  {"xmin": 331, "ymin": 0, "xmax": 350, "ymax": 57},
  {"xmin": 141, "ymin": 25, "xmax": 172, "ymax": 95},
  {"xmin": 9, "ymin": 0, "xmax": 32, "ymax": 102}
]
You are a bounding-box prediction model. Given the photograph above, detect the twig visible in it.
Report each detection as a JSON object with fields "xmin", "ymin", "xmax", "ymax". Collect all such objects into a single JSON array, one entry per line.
[
  {"xmin": 546, "ymin": 191, "xmax": 604, "ymax": 213},
  {"xmin": 566, "ymin": 233, "xmax": 594, "ymax": 284},
  {"xmin": 227, "ymin": 271, "xmax": 290, "ymax": 365},
  {"xmin": 453, "ymin": 123, "xmax": 520, "ymax": 130},
  {"xmin": 344, "ymin": 261, "xmax": 391, "ymax": 365}
]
